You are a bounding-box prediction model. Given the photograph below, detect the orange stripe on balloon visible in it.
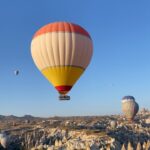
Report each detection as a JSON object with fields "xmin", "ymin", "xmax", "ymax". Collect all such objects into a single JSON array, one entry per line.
[{"xmin": 33, "ymin": 22, "xmax": 91, "ymax": 39}]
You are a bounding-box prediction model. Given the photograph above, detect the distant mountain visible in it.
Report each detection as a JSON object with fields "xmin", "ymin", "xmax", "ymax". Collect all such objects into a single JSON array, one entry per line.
[
  {"xmin": 0, "ymin": 115, "xmax": 5, "ymax": 119},
  {"xmin": 0, "ymin": 115, "xmax": 43, "ymax": 121},
  {"xmin": 21, "ymin": 115, "xmax": 35, "ymax": 120},
  {"xmin": 6, "ymin": 115, "xmax": 18, "ymax": 120},
  {"xmin": 0, "ymin": 115, "xmax": 18, "ymax": 121}
]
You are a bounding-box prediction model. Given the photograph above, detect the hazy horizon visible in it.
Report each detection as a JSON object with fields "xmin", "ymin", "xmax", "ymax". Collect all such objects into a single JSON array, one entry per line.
[{"xmin": 0, "ymin": 112, "xmax": 123, "ymax": 118}]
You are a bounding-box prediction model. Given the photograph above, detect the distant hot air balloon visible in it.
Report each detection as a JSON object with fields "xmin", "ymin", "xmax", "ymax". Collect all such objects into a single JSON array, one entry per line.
[
  {"xmin": 110, "ymin": 120, "xmax": 117, "ymax": 129},
  {"xmin": 0, "ymin": 136, "xmax": 8, "ymax": 149},
  {"xmin": 0, "ymin": 133, "xmax": 8, "ymax": 149},
  {"xmin": 122, "ymin": 96, "xmax": 139, "ymax": 121},
  {"xmin": 31, "ymin": 22, "xmax": 93, "ymax": 100},
  {"xmin": 14, "ymin": 70, "xmax": 19, "ymax": 75}
]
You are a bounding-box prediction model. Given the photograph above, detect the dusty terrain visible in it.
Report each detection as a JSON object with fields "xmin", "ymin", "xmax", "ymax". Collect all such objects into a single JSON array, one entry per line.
[{"xmin": 0, "ymin": 109, "xmax": 149, "ymax": 150}]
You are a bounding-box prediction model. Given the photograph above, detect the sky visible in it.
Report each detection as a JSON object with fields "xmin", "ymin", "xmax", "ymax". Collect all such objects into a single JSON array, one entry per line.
[{"xmin": 0, "ymin": 0, "xmax": 150, "ymax": 117}]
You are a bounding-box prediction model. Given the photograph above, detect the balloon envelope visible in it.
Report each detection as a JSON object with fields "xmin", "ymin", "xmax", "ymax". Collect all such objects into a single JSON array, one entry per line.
[
  {"xmin": 31, "ymin": 22, "xmax": 93, "ymax": 96},
  {"xmin": 110, "ymin": 120, "xmax": 117, "ymax": 129},
  {"xmin": 122, "ymin": 96, "xmax": 139, "ymax": 121},
  {"xmin": 0, "ymin": 133, "xmax": 8, "ymax": 148},
  {"xmin": 0, "ymin": 137, "xmax": 8, "ymax": 148}
]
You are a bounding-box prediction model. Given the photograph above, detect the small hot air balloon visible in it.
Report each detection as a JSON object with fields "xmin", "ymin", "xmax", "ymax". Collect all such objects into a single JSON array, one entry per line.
[
  {"xmin": 0, "ymin": 136, "xmax": 8, "ymax": 149},
  {"xmin": 31, "ymin": 22, "xmax": 93, "ymax": 100},
  {"xmin": 110, "ymin": 120, "xmax": 117, "ymax": 129},
  {"xmin": 14, "ymin": 70, "xmax": 19, "ymax": 75},
  {"xmin": 122, "ymin": 96, "xmax": 139, "ymax": 121},
  {"xmin": 0, "ymin": 133, "xmax": 8, "ymax": 149}
]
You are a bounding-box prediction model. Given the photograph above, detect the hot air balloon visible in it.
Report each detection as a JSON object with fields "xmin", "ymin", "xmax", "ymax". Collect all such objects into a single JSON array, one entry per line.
[
  {"xmin": 14, "ymin": 70, "xmax": 19, "ymax": 75},
  {"xmin": 0, "ymin": 133, "xmax": 8, "ymax": 149},
  {"xmin": 31, "ymin": 22, "xmax": 93, "ymax": 100},
  {"xmin": 121, "ymin": 96, "xmax": 139, "ymax": 121},
  {"xmin": 0, "ymin": 136, "xmax": 8, "ymax": 149},
  {"xmin": 110, "ymin": 120, "xmax": 117, "ymax": 129}
]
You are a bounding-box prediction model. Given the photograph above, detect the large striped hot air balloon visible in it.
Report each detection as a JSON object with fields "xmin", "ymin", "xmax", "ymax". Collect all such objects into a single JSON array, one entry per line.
[
  {"xmin": 31, "ymin": 22, "xmax": 93, "ymax": 100},
  {"xmin": 122, "ymin": 96, "xmax": 139, "ymax": 121}
]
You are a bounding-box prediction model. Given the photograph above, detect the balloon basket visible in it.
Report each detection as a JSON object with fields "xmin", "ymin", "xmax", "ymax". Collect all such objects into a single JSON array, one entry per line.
[{"xmin": 59, "ymin": 95, "xmax": 70, "ymax": 101}]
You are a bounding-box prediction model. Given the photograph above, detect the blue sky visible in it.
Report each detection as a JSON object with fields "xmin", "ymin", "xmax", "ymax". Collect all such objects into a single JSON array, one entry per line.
[{"xmin": 0, "ymin": 0, "xmax": 150, "ymax": 117}]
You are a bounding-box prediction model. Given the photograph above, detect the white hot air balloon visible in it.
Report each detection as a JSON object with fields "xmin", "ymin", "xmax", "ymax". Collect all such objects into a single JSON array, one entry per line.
[
  {"xmin": 110, "ymin": 120, "xmax": 117, "ymax": 129},
  {"xmin": 0, "ymin": 133, "xmax": 8, "ymax": 149},
  {"xmin": 122, "ymin": 96, "xmax": 139, "ymax": 121}
]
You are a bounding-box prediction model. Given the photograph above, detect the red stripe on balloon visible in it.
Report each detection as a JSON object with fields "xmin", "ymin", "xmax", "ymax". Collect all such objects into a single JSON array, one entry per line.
[
  {"xmin": 55, "ymin": 85, "xmax": 72, "ymax": 92},
  {"xmin": 33, "ymin": 22, "xmax": 91, "ymax": 39}
]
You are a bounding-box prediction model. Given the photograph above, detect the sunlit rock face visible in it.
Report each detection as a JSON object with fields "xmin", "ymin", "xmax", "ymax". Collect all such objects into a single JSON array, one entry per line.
[
  {"xmin": 0, "ymin": 113, "xmax": 149, "ymax": 149},
  {"xmin": 145, "ymin": 118, "xmax": 150, "ymax": 124}
]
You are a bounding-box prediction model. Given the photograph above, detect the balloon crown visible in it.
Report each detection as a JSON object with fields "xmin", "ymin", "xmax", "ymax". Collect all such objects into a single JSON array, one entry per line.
[{"xmin": 122, "ymin": 96, "xmax": 135, "ymax": 101}]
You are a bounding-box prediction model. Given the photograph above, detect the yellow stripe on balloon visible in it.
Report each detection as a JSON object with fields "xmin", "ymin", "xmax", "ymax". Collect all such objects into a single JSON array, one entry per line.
[{"xmin": 41, "ymin": 66, "xmax": 84, "ymax": 87}]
